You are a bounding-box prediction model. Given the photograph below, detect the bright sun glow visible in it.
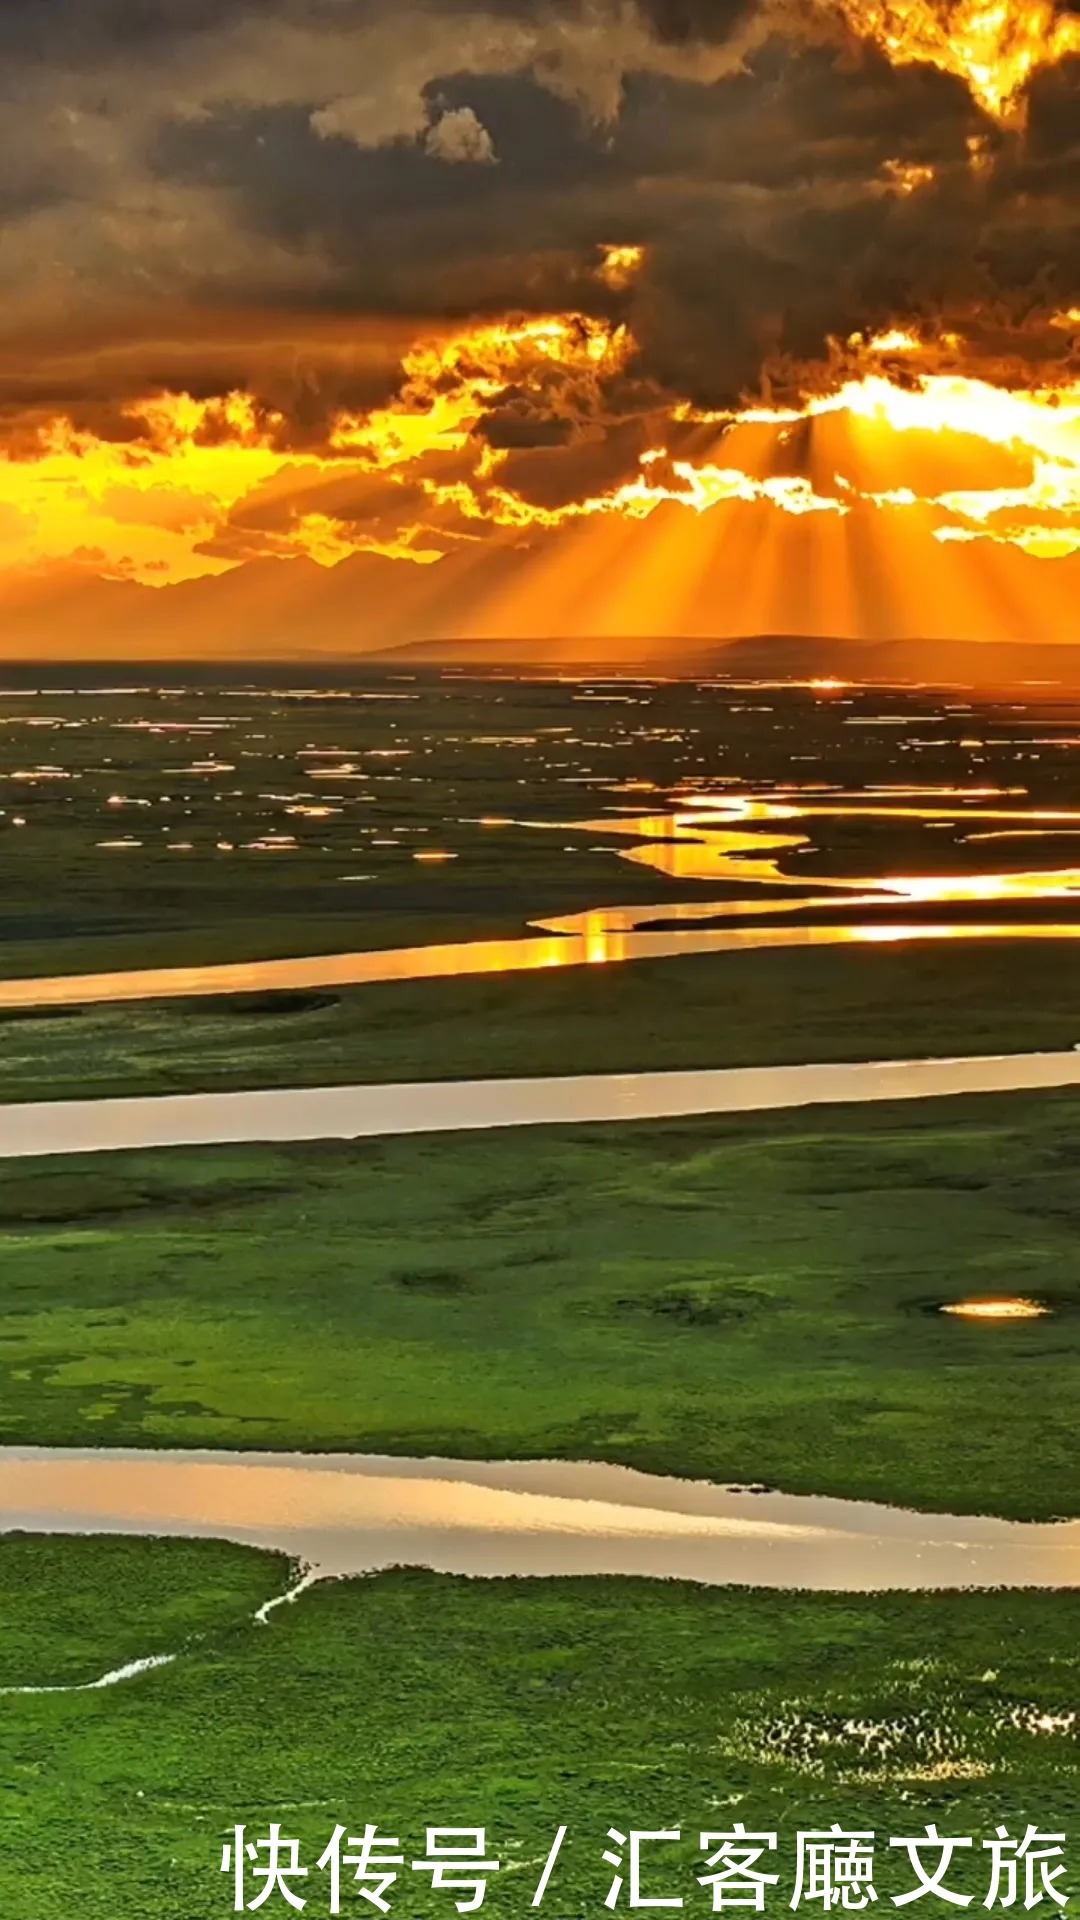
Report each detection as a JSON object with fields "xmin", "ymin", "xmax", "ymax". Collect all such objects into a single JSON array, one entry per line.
[{"xmin": 3, "ymin": 309, "xmax": 1080, "ymax": 648}]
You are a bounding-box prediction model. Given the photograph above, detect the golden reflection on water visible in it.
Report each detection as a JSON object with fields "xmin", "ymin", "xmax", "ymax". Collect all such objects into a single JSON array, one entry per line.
[
  {"xmin": 7, "ymin": 919, "xmax": 1080, "ymax": 1010},
  {"xmin": 941, "ymin": 1298, "xmax": 1051, "ymax": 1321},
  {"xmin": 8, "ymin": 760, "xmax": 1080, "ymax": 1003},
  {"xmin": 524, "ymin": 789, "xmax": 1080, "ymax": 909}
]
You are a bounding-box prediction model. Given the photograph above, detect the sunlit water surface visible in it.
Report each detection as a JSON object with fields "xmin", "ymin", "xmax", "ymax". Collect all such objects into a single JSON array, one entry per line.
[
  {"xmin": 5, "ymin": 1052, "xmax": 1080, "ymax": 1156},
  {"xmin": 3, "ymin": 1449, "xmax": 1076, "ymax": 1592}
]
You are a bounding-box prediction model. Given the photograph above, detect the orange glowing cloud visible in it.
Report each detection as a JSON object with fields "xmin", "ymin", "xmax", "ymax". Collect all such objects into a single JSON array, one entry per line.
[
  {"xmin": 828, "ymin": 0, "xmax": 1080, "ymax": 123},
  {"xmin": 2, "ymin": 309, "xmax": 1080, "ymax": 650}
]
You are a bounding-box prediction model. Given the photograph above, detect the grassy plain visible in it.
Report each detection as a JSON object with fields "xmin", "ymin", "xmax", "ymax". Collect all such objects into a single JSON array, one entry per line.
[
  {"xmin": 0, "ymin": 1536, "xmax": 1076, "ymax": 1920},
  {"xmin": 5, "ymin": 939, "xmax": 1080, "ymax": 1104},
  {"xmin": 2, "ymin": 1090, "xmax": 1077, "ymax": 1517},
  {"xmin": 3, "ymin": 682, "xmax": 1079, "ymax": 1920}
]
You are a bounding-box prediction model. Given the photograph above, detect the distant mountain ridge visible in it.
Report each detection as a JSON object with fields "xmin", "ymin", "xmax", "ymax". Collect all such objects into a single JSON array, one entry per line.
[
  {"xmin": 8, "ymin": 631, "xmax": 1080, "ymax": 689},
  {"xmin": 1, "ymin": 527, "xmax": 1080, "ymax": 677},
  {"xmin": 366, "ymin": 632, "xmax": 1080, "ymax": 685}
]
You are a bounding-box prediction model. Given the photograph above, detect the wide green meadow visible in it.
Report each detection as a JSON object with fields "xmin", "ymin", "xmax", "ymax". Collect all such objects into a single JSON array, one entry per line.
[
  {"xmin": 1, "ymin": 1089, "xmax": 1077, "ymax": 1516},
  {"xmin": 1, "ymin": 1537, "xmax": 1076, "ymax": 1920}
]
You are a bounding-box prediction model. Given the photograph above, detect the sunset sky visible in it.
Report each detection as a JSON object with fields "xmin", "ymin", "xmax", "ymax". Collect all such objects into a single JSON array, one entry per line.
[{"xmin": 3, "ymin": 0, "xmax": 1080, "ymax": 656}]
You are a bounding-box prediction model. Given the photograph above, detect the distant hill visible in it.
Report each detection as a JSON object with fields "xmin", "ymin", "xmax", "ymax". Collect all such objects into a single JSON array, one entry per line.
[
  {"xmin": 366, "ymin": 632, "xmax": 1080, "ymax": 685},
  {"xmin": 7, "ymin": 630, "xmax": 1080, "ymax": 689},
  {"xmin": 1, "ymin": 534, "xmax": 1079, "ymax": 687}
]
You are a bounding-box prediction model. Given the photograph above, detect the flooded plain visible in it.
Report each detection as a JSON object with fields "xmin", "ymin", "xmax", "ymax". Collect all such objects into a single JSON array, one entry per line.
[
  {"xmin": 4, "ymin": 675, "xmax": 1080, "ymax": 1004},
  {"xmin": 3, "ymin": 1448, "xmax": 1077, "ymax": 1591}
]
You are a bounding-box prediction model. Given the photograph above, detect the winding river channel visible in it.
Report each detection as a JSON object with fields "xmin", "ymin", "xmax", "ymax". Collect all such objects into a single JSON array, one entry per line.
[
  {"xmin": 4, "ymin": 921, "xmax": 1080, "ymax": 1013},
  {"xmin": 3, "ymin": 1049, "xmax": 1080, "ymax": 1156},
  {"xmin": 2, "ymin": 1449, "xmax": 1076, "ymax": 1593}
]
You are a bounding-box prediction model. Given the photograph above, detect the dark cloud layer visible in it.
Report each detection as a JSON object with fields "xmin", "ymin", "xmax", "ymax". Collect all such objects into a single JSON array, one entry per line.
[
  {"xmin": 638, "ymin": 0, "xmax": 758, "ymax": 43},
  {"xmin": 0, "ymin": 0, "xmax": 1076, "ymax": 449}
]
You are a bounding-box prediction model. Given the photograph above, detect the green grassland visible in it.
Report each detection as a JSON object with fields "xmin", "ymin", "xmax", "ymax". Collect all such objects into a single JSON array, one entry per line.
[
  {"xmin": 0, "ymin": 1537, "xmax": 1076, "ymax": 1920},
  {"xmin": 5, "ymin": 939, "xmax": 1080, "ymax": 1105},
  {"xmin": 2, "ymin": 1089, "xmax": 1078, "ymax": 1516},
  {"xmin": 5, "ymin": 680, "xmax": 1079, "ymax": 1920}
]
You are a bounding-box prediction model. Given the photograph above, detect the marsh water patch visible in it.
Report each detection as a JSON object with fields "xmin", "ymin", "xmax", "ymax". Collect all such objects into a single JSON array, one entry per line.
[
  {"xmin": 939, "ymin": 1297, "xmax": 1054, "ymax": 1321},
  {"xmin": 911, "ymin": 1291, "xmax": 1073, "ymax": 1322}
]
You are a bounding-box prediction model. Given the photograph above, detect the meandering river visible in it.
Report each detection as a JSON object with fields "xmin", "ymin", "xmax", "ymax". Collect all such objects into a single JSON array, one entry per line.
[
  {"xmin": 2, "ymin": 1449, "xmax": 1075, "ymax": 1592},
  {"xmin": 3, "ymin": 920, "xmax": 1080, "ymax": 1013}
]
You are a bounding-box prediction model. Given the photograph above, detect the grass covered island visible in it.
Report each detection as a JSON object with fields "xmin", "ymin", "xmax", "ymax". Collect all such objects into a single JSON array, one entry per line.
[{"xmin": 1, "ymin": 1086, "xmax": 1078, "ymax": 1517}]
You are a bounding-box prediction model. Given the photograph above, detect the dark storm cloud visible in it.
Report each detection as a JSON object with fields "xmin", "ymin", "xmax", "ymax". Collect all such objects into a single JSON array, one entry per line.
[
  {"xmin": 0, "ymin": 310, "xmax": 417, "ymax": 455},
  {"xmin": 1025, "ymin": 53, "xmax": 1080, "ymax": 156},
  {"xmin": 495, "ymin": 414, "xmax": 655, "ymax": 503},
  {"xmin": 476, "ymin": 411, "xmax": 576, "ymax": 447},
  {"xmin": 638, "ymin": 0, "xmax": 761, "ymax": 42},
  {"xmin": 0, "ymin": 0, "xmax": 1075, "ymax": 447},
  {"xmin": 141, "ymin": 46, "xmax": 1006, "ymax": 413}
]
